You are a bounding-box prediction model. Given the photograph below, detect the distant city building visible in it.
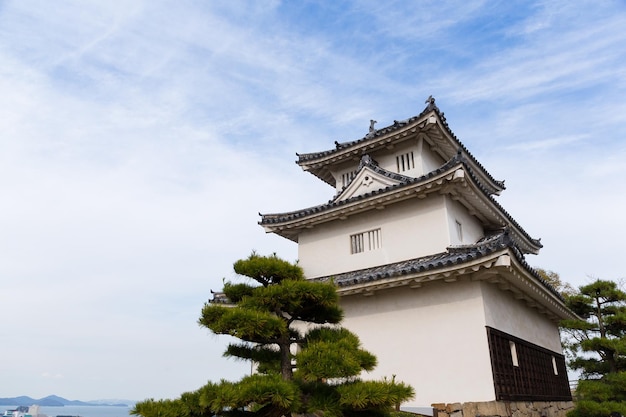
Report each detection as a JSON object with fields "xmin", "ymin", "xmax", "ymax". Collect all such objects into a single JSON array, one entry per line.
[
  {"xmin": 260, "ymin": 97, "xmax": 577, "ymax": 416},
  {"xmin": 2, "ymin": 405, "xmax": 44, "ymax": 417}
]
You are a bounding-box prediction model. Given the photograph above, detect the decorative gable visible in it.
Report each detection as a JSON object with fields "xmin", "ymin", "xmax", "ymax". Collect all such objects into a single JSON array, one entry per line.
[
  {"xmin": 335, "ymin": 155, "xmax": 411, "ymax": 202},
  {"xmin": 337, "ymin": 167, "xmax": 397, "ymax": 201},
  {"xmin": 297, "ymin": 97, "xmax": 505, "ymax": 196}
]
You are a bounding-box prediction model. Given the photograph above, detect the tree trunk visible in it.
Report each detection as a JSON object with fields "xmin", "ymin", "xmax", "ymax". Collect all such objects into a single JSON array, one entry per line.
[
  {"xmin": 595, "ymin": 294, "xmax": 618, "ymax": 373},
  {"xmin": 279, "ymin": 336, "xmax": 293, "ymax": 381}
]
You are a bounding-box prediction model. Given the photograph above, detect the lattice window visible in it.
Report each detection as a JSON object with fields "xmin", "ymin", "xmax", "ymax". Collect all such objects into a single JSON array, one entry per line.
[
  {"xmin": 396, "ymin": 151, "xmax": 415, "ymax": 172},
  {"xmin": 341, "ymin": 170, "xmax": 357, "ymax": 188},
  {"xmin": 350, "ymin": 228, "xmax": 381, "ymax": 254},
  {"xmin": 486, "ymin": 327, "xmax": 572, "ymax": 401}
]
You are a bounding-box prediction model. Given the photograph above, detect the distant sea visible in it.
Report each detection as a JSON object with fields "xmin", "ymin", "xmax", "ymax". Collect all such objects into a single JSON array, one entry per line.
[{"xmin": 1, "ymin": 406, "xmax": 131, "ymax": 417}]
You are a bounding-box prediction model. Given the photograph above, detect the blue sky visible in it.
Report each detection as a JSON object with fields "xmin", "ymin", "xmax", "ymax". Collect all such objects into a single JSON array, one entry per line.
[{"xmin": 1, "ymin": 0, "xmax": 626, "ymax": 402}]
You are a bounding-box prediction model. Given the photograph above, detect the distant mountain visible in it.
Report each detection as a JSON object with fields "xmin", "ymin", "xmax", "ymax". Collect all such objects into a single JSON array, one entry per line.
[
  {"xmin": 0, "ymin": 396, "xmax": 132, "ymax": 407},
  {"xmin": 0, "ymin": 397, "xmax": 36, "ymax": 406},
  {"xmin": 42, "ymin": 395, "xmax": 87, "ymax": 406}
]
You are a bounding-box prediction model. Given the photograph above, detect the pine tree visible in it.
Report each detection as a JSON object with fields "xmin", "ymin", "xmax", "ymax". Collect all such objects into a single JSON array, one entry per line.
[
  {"xmin": 132, "ymin": 253, "xmax": 414, "ymax": 417},
  {"xmin": 560, "ymin": 279, "xmax": 626, "ymax": 417}
]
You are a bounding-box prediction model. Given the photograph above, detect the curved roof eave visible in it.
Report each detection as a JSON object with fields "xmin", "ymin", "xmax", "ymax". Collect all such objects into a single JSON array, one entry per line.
[
  {"xmin": 309, "ymin": 231, "xmax": 575, "ymax": 321},
  {"xmin": 210, "ymin": 231, "xmax": 577, "ymax": 321},
  {"xmin": 259, "ymin": 156, "xmax": 541, "ymax": 253},
  {"xmin": 296, "ymin": 98, "xmax": 505, "ymax": 195}
]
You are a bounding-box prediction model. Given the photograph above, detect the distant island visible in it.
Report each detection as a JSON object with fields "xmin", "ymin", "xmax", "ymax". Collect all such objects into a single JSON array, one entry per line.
[{"xmin": 0, "ymin": 395, "xmax": 132, "ymax": 407}]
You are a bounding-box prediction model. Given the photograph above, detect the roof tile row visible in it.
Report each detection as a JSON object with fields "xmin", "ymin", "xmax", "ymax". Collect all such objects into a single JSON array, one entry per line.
[
  {"xmin": 260, "ymin": 152, "xmax": 541, "ymax": 253},
  {"xmin": 296, "ymin": 97, "xmax": 505, "ymax": 191},
  {"xmin": 309, "ymin": 230, "xmax": 562, "ymax": 302}
]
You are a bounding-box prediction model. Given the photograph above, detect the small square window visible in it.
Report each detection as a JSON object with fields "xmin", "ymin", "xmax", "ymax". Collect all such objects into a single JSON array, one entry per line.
[
  {"xmin": 396, "ymin": 151, "xmax": 415, "ymax": 172},
  {"xmin": 341, "ymin": 170, "xmax": 357, "ymax": 188},
  {"xmin": 350, "ymin": 228, "xmax": 381, "ymax": 254}
]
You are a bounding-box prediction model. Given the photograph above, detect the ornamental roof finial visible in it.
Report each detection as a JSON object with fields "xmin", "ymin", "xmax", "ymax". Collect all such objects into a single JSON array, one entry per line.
[
  {"xmin": 425, "ymin": 95, "xmax": 436, "ymax": 111},
  {"xmin": 369, "ymin": 119, "xmax": 377, "ymax": 132},
  {"xmin": 365, "ymin": 119, "xmax": 378, "ymax": 139}
]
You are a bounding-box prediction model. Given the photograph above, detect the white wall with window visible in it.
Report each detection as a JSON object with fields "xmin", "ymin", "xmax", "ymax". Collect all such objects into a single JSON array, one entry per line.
[
  {"xmin": 340, "ymin": 170, "xmax": 357, "ymax": 189},
  {"xmin": 350, "ymin": 228, "xmax": 382, "ymax": 254},
  {"xmin": 445, "ymin": 196, "xmax": 483, "ymax": 246},
  {"xmin": 396, "ymin": 151, "xmax": 415, "ymax": 173},
  {"xmin": 481, "ymin": 281, "xmax": 563, "ymax": 352},
  {"xmin": 298, "ymin": 196, "xmax": 451, "ymax": 278}
]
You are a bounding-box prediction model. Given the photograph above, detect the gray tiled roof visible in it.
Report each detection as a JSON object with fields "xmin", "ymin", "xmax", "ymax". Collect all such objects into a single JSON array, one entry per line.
[
  {"xmin": 309, "ymin": 230, "xmax": 563, "ymax": 302},
  {"xmin": 296, "ymin": 97, "xmax": 505, "ymax": 191},
  {"xmin": 260, "ymin": 152, "xmax": 542, "ymax": 252},
  {"xmin": 261, "ymin": 155, "xmax": 459, "ymax": 224},
  {"xmin": 210, "ymin": 231, "xmax": 562, "ymax": 304}
]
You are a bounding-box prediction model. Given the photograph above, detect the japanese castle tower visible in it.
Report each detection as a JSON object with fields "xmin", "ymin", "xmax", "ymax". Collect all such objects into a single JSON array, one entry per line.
[{"xmin": 259, "ymin": 98, "xmax": 576, "ymax": 414}]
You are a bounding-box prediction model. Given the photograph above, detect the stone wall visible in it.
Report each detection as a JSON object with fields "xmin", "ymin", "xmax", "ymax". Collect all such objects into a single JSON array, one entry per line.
[{"xmin": 431, "ymin": 401, "xmax": 574, "ymax": 417}]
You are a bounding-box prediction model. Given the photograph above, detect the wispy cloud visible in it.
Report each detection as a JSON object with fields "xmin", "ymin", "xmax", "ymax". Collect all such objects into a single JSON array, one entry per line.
[
  {"xmin": 503, "ymin": 134, "xmax": 588, "ymax": 152},
  {"xmin": 41, "ymin": 372, "xmax": 64, "ymax": 379},
  {"xmin": 1, "ymin": 0, "xmax": 625, "ymax": 402}
]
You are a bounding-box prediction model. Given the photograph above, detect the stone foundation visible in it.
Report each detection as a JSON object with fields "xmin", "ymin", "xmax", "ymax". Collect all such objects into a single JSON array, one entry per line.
[{"xmin": 431, "ymin": 401, "xmax": 574, "ymax": 417}]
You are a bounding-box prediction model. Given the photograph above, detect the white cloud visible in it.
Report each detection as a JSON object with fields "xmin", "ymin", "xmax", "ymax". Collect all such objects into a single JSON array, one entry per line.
[
  {"xmin": 1, "ymin": 0, "xmax": 625, "ymax": 401},
  {"xmin": 503, "ymin": 134, "xmax": 588, "ymax": 152}
]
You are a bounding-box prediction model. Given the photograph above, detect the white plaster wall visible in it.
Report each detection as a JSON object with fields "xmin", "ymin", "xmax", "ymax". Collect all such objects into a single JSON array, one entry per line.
[
  {"xmin": 334, "ymin": 160, "xmax": 359, "ymax": 193},
  {"xmin": 298, "ymin": 196, "xmax": 451, "ymax": 278},
  {"xmin": 480, "ymin": 281, "xmax": 563, "ymax": 352},
  {"xmin": 445, "ymin": 196, "xmax": 484, "ymax": 246},
  {"xmin": 375, "ymin": 140, "xmax": 421, "ymax": 178},
  {"xmin": 331, "ymin": 137, "xmax": 447, "ymax": 193},
  {"xmin": 371, "ymin": 137, "xmax": 446, "ymax": 178},
  {"xmin": 374, "ymin": 141, "xmax": 409, "ymax": 169},
  {"xmin": 421, "ymin": 139, "xmax": 446, "ymax": 173},
  {"xmin": 340, "ymin": 280, "xmax": 496, "ymax": 406}
]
